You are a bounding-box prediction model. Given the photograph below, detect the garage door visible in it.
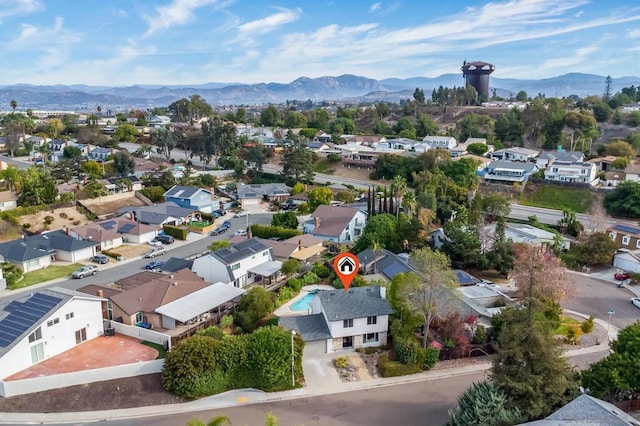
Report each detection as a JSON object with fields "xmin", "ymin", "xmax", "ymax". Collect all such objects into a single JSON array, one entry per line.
[
  {"xmin": 242, "ymin": 198, "xmax": 260, "ymax": 208},
  {"xmin": 303, "ymin": 339, "xmax": 328, "ymax": 356},
  {"xmin": 614, "ymin": 256, "xmax": 640, "ymax": 273}
]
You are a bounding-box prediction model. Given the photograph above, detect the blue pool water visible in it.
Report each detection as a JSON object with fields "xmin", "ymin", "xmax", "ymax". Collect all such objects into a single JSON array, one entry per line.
[{"xmin": 291, "ymin": 293, "xmax": 316, "ymax": 311}]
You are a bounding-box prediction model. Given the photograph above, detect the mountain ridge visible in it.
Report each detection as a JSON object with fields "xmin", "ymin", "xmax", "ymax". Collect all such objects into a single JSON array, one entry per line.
[{"xmin": 1, "ymin": 73, "xmax": 638, "ymax": 111}]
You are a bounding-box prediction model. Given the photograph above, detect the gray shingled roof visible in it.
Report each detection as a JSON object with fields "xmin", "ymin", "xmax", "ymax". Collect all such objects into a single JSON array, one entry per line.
[
  {"xmin": 0, "ymin": 230, "xmax": 97, "ymax": 262},
  {"xmin": 164, "ymin": 185, "xmax": 210, "ymax": 199},
  {"xmin": 161, "ymin": 257, "xmax": 194, "ymax": 273},
  {"xmin": 279, "ymin": 314, "xmax": 332, "ymax": 341},
  {"xmin": 525, "ymin": 394, "xmax": 640, "ymax": 426},
  {"xmin": 237, "ymin": 183, "xmax": 290, "ymax": 199},
  {"xmin": 213, "ymin": 238, "xmax": 271, "ymax": 264},
  {"xmin": 319, "ymin": 286, "xmax": 393, "ymax": 321}
]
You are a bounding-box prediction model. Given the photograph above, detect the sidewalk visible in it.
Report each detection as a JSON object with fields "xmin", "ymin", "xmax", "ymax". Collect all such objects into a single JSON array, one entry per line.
[
  {"xmin": 0, "ymin": 337, "xmax": 611, "ymax": 425},
  {"xmin": 567, "ymin": 267, "xmax": 640, "ymax": 298}
]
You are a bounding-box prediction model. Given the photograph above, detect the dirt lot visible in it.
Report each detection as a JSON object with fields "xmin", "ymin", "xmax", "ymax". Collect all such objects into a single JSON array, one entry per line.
[
  {"xmin": 19, "ymin": 206, "xmax": 93, "ymax": 235},
  {"xmin": 80, "ymin": 194, "xmax": 147, "ymax": 217}
]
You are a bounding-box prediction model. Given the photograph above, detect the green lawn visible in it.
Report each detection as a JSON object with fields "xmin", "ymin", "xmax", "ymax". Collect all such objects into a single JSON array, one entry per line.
[
  {"xmin": 520, "ymin": 186, "xmax": 594, "ymax": 213},
  {"xmin": 141, "ymin": 341, "xmax": 167, "ymax": 359},
  {"xmin": 188, "ymin": 220, "xmax": 212, "ymax": 228},
  {"xmin": 554, "ymin": 316, "xmax": 582, "ymax": 335},
  {"xmin": 313, "ymin": 159, "xmax": 334, "ymax": 174},
  {"xmin": 12, "ymin": 263, "xmax": 84, "ymax": 289}
]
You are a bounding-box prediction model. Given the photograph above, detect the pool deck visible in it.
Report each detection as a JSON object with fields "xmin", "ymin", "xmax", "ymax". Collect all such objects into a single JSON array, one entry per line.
[{"xmin": 274, "ymin": 284, "xmax": 334, "ymax": 317}]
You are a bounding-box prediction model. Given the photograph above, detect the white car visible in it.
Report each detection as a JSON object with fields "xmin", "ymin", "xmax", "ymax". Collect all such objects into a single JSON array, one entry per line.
[
  {"xmin": 148, "ymin": 240, "xmax": 163, "ymax": 247},
  {"xmin": 235, "ymin": 230, "xmax": 248, "ymax": 236},
  {"xmin": 234, "ymin": 210, "xmax": 249, "ymax": 218},
  {"xmin": 631, "ymin": 298, "xmax": 640, "ymax": 309}
]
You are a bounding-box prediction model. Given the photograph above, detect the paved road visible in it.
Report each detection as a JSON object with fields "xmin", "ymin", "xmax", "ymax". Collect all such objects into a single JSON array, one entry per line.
[
  {"xmin": 262, "ymin": 164, "xmax": 379, "ymax": 190},
  {"xmin": 0, "ymin": 155, "xmax": 31, "ymax": 170},
  {"xmin": 563, "ymin": 272, "xmax": 640, "ymax": 330},
  {"xmin": 508, "ymin": 203, "xmax": 637, "ymax": 229},
  {"xmin": 0, "ymin": 214, "xmax": 273, "ymax": 301}
]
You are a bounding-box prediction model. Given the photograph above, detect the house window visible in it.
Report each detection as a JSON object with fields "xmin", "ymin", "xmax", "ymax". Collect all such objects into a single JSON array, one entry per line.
[
  {"xmin": 65, "ymin": 312, "xmax": 74, "ymax": 320},
  {"xmin": 636, "ymin": 239, "xmax": 640, "ymax": 249},
  {"xmin": 367, "ymin": 316, "xmax": 377, "ymax": 325},
  {"xmin": 622, "ymin": 236, "xmax": 630, "ymax": 246},
  {"xmin": 609, "ymin": 232, "xmax": 616, "ymax": 240},
  {"xmin": 343, "ymin": 319, "xmax": 353, "ymax": 328},
  {"xmin": 28, "ymin": 327, "xmax": 42, "ymax": 343},
  {"xmin": 47, "ymin": 318, "xmax": 60, "ymax": 327},
  {"xmin": 363, "ymin": 333, "xmax": 379, "ymax": 344},
  {"xmin": 231, "ymin": 263, "xmax": 240, "ymax": 271},
  {"xmin": 107, "ymin": 300, "xmax": 113, "ymax": 320},
  {"xmin": 75, "ymin": 328, "xmax": 87, "ymax": 344},
  {"xmin": 342, "ymin": 336, "xmax": 353, "ymax": 348},
  {"xmin": 263, "ymin": 251, "xmax": 268, "ymax": 256},
  {"xmin": 28, "ymin": 259, "xmax": 38, "ymax": 268},
  {"xmin": 135, "ymin": 312, "xmax": 144, "ymax": 323}
]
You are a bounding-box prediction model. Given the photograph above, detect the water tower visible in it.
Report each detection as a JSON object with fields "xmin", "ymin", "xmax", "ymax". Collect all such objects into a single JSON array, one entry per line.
[{"xmin": 461, "ymin": 60, "xmax": 495, "ymax": 99}]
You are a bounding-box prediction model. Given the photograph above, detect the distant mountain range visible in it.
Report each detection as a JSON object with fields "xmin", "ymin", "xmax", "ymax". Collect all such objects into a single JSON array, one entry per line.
[{"xmin": 1, "ymin": 73, "xmax": 638, "ymax": 111}]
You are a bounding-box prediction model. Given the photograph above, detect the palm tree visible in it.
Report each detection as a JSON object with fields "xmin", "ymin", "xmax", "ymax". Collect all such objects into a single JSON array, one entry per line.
[
  {"xmin": 391, "ymin": 175, "xmax": 407, "ymax": 219},
  {"xmin": 371, "ymin": 240, "xmax": 384, "ymax": 275},
  {"xmin": 22, "ymin": 139, "xmax": 35, "ymax": 161},
  {"xmin": 0, "ymin": 166, "xmax": 20, "ymax": 192},
  {"xmin": 38, "ymin": 144, "xmax": 51, "ymax": 168},
  {"xmin": 402, "ymin": 190, "xmax": 416, "ymax": 217},
  {"xmin": 10, "ymin": 100, "xmax": 17, "ymax": 111}
]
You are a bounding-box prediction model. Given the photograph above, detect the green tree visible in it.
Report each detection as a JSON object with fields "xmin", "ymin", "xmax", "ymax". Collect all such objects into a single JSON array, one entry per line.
[
  {"xmin": 391, "ymin": 175, "xmax": 407, "ymax": 219},
  {"xmin": 440, "ymin": 158, "xmax": 479, "ymax": 188},
  {"xmin": 208, "ymin": 240, "xmax": 231, "ymax": 252},
  {"xmin": 244, "ymin": 146, "xmax": 266, "ymax": 180},
  {"xmin": 556, "ymin": 208, "xmax": 583, "ymax": 237},
  {"xmin": 201, "ymin": 115, "xmax": 238, "ymax": 166},
  {"xmin": 63, "ymin": 145, "xmax": 82, "ymax": 159},
  {"xmin": 17, "ymin": 168, "xmax": 58, "ymax": 205},
  {"xmin": 271, "ymin": 212, "xmax": 298, "ymax": 229},
  {"xmin": 605, "ymin": 140, "xmax": 635, "ymax": 157},
  {"xmin": 415, "ymin": 114, "xmax": 440, "ymax": 138},
  {"xmin": 153, "ymin": 127, "xmax": 176, "ymax": 161},
  {"xmin": 481, "ymin": 193, "xmax": 511, "ymax": 222},
  {"xmin": 283, "ymin": 111, "xmax": 308, "ymax": 129},
  {"xmin": 397, "ymin": 248, "xmax": 459, "ymax": 348},
  {"xmin": 260, "ymin": 105, "xmax": 281, "ymax": 126},
  {"xmin": 604, "ymin": 75, "xmax": 613, "ymax": 103},
  {"xmin": 282, "ymin": 138, "xmax": 314, "ymax": 183},
  {"xmin": 353, "ymin": 214, "xmax": 402, "ymax": 253},
  {"xmin": 291, "ymin": 182, "xmax": 305, "ymax": 195},
  {"xmin": 441, "ymin": 222, "xmax": 487, "ymax": 270},
  {"xmin": 10, "ymin": 99, "xmax": 17, "ymax": 111},
  {"xmin": 113, "ymin": 150, "xmax": 136, "ymax": 176},
  {"xmin": 307, "ymin": 187, "xmax": 333, "ymax": 211},
  {"xmin": 233, "ymin": 287, "xmax": 274, "ymax": 332},
  {"xmin": 186, "ymin": 415, "xmax": 231, "ymax": 426},
  {"xmin": 604, "ymin": 181, "xmax": 640, "ymax": 218},
  {"xmin": 247, "ymin": 326, "xmax": 303, "ymax": 391},
  {"xmin": 84, "ymin": 179, "xmax": 108, "ymax": 198},
  {"xmin": 466, "ymin": 142, "xmax": 488, "ymax": 155},
  {"xmin": 280, "ymin": 258, "xmax": 301, "ymax": 277},
  {"xmin": 573, "ymin": 232, "xmax": 619, "ymax": 266},
  {"xmin": 448, "ymin": 380, "xmax": 524, "ymax": 426},
  {"xmin": 113, "ymin": 123, "xmax": 138, "ymax": 142},
  {"xmin": 515, "ymin": 90, "xmax": 528, "ymax": 102},
  {"xmin": 592, "ymin": 102, "xmax": 612, "ymax": 123}
]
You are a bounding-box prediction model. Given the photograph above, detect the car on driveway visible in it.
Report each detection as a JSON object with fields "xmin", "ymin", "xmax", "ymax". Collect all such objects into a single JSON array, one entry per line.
[
  {"xmin": 144, "ymin": 247, "xmax": 166, "ymax": 258},
  {"xmin": 90, "ymin": 254, "xmax": 109, "ymax": 264},
  {"xmin": 234, "ymin": 210, "xmax": 249, "ymax": 218},
  {"xmin": 148, "ymin": 240, "xmax": 163, "ymax": 247},
  {"xmin": 615, "ymin": 272, "xmax": 631, "ymax": 281},
  {"xmin": 235, "ymin": 229, "xmax": 248, "ymax": 236},
  {"xmin": 154, "ymin": 235, "xmax": 175, "ymax": 245},
  {"xmin": 145, "ymin": 260, "xmax": 165, "ymax": 271},
  {"xmin": 72, "ymin": 265, "xmax": 98, "ymax": 279},
  {"xmin": 631, "ymin": 298, "xmax": 640, "ymax": 309}
]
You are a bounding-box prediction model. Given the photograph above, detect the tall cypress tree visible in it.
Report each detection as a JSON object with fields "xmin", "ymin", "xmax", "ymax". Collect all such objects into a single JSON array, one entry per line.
[
  {"xmin": 367, "ymin": 187, "xmax": 372, "ymax": 217},
  {"xmin": 383, "ymin": 186, "xmax": 388, "ymax": 213}
]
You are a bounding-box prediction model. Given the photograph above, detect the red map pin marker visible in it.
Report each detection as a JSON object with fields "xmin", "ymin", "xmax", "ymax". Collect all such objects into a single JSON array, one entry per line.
[{"xmin": 333, "ymin": 253, "xmax": 360, "ymax": 292}]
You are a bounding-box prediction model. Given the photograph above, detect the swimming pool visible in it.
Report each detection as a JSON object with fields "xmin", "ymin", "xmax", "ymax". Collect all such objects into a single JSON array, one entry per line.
[{"xmin": 290, "ymin": 293, "xmax": 316, "ymax": 312}]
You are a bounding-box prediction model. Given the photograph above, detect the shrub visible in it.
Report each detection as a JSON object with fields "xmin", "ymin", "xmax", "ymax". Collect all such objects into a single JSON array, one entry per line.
[
  {"xmin": 377, "ymin": 354, "xmax": 422, "ymax": 378},
  {"xmin": 395, "ymin": 337, "xmax": 420, "ymax": 365},
  {"xmin": 233, "ymin": 287, "xmax": 274, "ymax": 332},
  {"xmin": 72, "ymin": 220, "xmax": 81, "ymax": 225},
  {"xmin": 312, "ymin": 263, "xmax": 330, "ymax": 278},
  {"xmin": 59, "ymin": 212, "xmax": 68, "ymax": 219},
  {"xmin": 163, "ymin": 224, "xmax": 188, "ymax": 240},
  {"xmin": 21, "ymin": 223, "xmax": 30, "ymax": 229},
  {"xmin": 43, "ymin": 215, "xmax": 54, "ymax": 225},
  {"xmin": 302, "ymin": 271, "xmax": 320, "ymax": 284},
  {"xmin": 197, "ymin": 326, "xmax": 225, "ymax": 340},
  {"xmin": 249, "ymin": 224, "xmax": 301, "ymax": 240},
  {"xmin": 566, "ymin": 326, "xmax": 582, "ymax": 345},
  {"xmin": 422, "ymin": 347, "xmax": 440, "ymax": 370},
  {"xmin": 327, "ymin": 153, "xmax": 341, "ymax": 163},
  {"xmin": 287, "ymin": 278, "xmax": 303, "ymax": 292},
  {"xmin": 219, "ymin": 315, "xmax": 234, "ymax": 329},
  {"xmin": 101, "ymin": 249, "xmax": 123, "ymax": 259},
  {"xmin": 2, "ymin": 262, "xmax": 23, "ymax": 289},
  {"xmin": 472, "ymin": 324, "xmax": 488, "ymax": 344},
  {"xmin": 276, "ymin": 286, "xmax": 294, "ymax": 306},
  {"xmin": 334, "ymin": 356, "xmax": 349, "ymax": 369},
  {"xmin": 581, "ymin": 316, "xmax": 595, "ymax": 334}
]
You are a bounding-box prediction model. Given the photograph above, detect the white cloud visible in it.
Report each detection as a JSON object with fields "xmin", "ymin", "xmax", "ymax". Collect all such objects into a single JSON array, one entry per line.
[
  {"xmin": 236, "ymin": 7, "xmax": 301, "ymax": 36},
  {"xmin": 0, "ymin": 0, "xmax": 44, "ymax": 22},
  {"xmin": 369, "ymin": 2, "xmax": 382, "ymax": 12},
  {"xmin": 627, "ymin": 29, "xmax": 640, "ymax": 38},
  {"xmin": 143, "ymin": 0, "xmax": 227, "ymax": 38}
]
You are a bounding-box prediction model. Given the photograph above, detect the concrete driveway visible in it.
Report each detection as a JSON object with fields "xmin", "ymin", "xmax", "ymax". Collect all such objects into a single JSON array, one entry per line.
[{"xmin": 301, "ymin": 343, "xmax": 343, "ymax": 395}]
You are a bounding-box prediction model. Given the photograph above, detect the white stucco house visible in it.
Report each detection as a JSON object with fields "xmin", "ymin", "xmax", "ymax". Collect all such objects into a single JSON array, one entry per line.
[
  {"xmin": 0, "ymin": 288, "xmax": 105, "ymax": 383},
  {"xmin": 544, "ymin": 161, "xmax": 598, "ymax": 186},
  {"xmin": 421, "ymin": 136, "xmax": 457, "ymax": 150},
  {"xmin": 303, "ymin": 205, "xmax": 367, "ymax": 243},
  {"xmin": 191, "ymin": 238, "xmax": 282, "ymax": 288},
  {"xmin": 280, "ymin": 286, "xmax": 394, "ymax": 353}
]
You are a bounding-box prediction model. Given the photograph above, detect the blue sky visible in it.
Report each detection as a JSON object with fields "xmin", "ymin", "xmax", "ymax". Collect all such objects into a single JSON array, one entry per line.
[{"xmin": 1, "ymin": 0, "xmax": 639, "ymax": 86}]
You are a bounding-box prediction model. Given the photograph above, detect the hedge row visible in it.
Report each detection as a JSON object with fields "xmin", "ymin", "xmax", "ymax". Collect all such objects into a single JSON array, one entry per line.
[
  {"xmin": 377, "ymin": 354, "xmax": 422, "ymax": 378},
  {"xmin": 101, "ymin": 249, "xmax": 123, "ymax": 259},
  {"xmin": 163, "ymin": 225, "xmax": 188, "ymax": 240},
  {"xmin": 249, "ymin": 224, "xmax": 301, "ymax": 240}
]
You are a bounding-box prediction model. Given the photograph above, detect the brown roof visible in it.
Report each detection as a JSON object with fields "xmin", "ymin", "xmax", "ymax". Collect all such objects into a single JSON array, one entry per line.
[
  {"xmin": 587, "ymin": 156, "xmax": 617, "ymax": 164},
  {"xmin": 0, "ymin": 191, "xmax": 17, "ymax": 203},
  {"xmin": 76, "ymin": 284, "xmax": 122, "ymax": 299},
  {"xmin": 111, "ymin": 269, "xmax": 208, "ymax": 315},
  {"xmin": 71, "ymin": 224, "xmax": 120, "ymax": 243},
  {"xmin": 310, "ymin": 205, "xmax": 360, "ymax": 237},
  {"xmin": 263, "ymin": 234, "xmax": 324, "ymax": 259},
  {"xmin": 624, "ymin": 164, "xmax": 640, "ymax": 175},
  {"xmin": 115, "ymin": 271, "xmax": 164, "ymax": 290},
  {"xmin": 605, "ymin": 171, "xmax": 626, "ymax": 180}
]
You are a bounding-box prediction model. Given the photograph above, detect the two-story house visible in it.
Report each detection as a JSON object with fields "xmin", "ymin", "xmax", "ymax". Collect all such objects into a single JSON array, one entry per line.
[
  {"xmin": 303, "ymin": 205, "xmax": 367, "ymax": 243},
  {"xmin": 544, "ymin": 161, "xmax": 598, "ymax": 186},
  {"xmin": 164, "ymin": 185, "xmax": 216, "ymax": 213},
  {"xmin": 88, "ymin": 147, "xmax": 116, "ymax": 162},
  {"xmin": 280, "ymin": 286, "xmax": 393, "ymax": 353},
  {"xmin": 490, "ymin": 147, "xmax": 539, "ymax": 162},
  {"xmin": 536, "ymin": 150, "xmax": 585, "ymax": 168},
  {"xmin": 0, "ymin": 288, "xmax": 105, "ymax": 381},
  {"xmin": 191, "ymin": 238, "xmax": 282, "ymax": 288},
  {"xmin": 608, "ymin": 223, "xmax": 640, "ymax": 249},
  {"xmin": 421, "ymin": 136, "xmax": 457, "ymax": 150},
  {"xmin": 236, "ymin": 183, "xmax": 291, "ymax": 209},
  {"xmin": 482, "ymin": 160, "xmax": 537, "ymax": 184}
]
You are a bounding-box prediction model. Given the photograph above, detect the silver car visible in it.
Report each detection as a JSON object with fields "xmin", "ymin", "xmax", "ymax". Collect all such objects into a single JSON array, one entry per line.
[
  {"xmin": 144, "ymin": 247, "xmax": 166, "ymax": 258},
  {"xmin": 72, "ymin": 265, "xmax": 98, "ymax": 279}
]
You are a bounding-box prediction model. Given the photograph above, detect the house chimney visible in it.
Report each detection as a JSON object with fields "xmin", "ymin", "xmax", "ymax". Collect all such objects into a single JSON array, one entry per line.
[
  {"xmin": 314, "ymin": 217, "xmax": 321, "ymax": 228},
  {"xmin": 247, "ymin": 229, "xmax": 252, "ymax": 239},
  {"xmin": 66, "ymin": 226, "xmax": 70, "ymax": 235},
  {"xmin": 97, "ymin": 289, "xmax": 104, "ymax": 298},
  {"xmin": 298, "ymin": 239, "xmax": 302, "ymax": 251}
]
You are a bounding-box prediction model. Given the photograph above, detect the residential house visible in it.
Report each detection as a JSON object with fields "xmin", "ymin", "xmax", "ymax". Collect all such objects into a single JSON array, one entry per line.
[
  {"xmin": 88, "ymin": 147, "xmax": 116, "ymax": 162},
  {"xmin": 485, "ymin": 222, "xmax": 571, "ymax": 251},
  {"xmin": 613, "ymin": 250, "xmax": 640, "ymax": 273},
  {"xmin": 108, "ymin": 269, "xmax": 209, "ymax": 328},
  {"xmin": 608, "ymin": 223, "xmax": 640, "ymax": 250},
  {"xmin": 236, "ymin": 183, "xmax": 291, "ymax": 209},
  {"xmin": 456, "ymin": 284, "xmax": 517, "ymax": 323},
  {"xmin": 421, "ymin": 136, "xmax": 457, "ymax": 150},
  {"xmin": 357, "ymin": 248, "xmax": 413, "ymax": 281},
  {"xmin": 315, "ymin": 132, "xmax": 332, "ymax": 143},
  {"xmin": 191, "ymin": 238, "xmax": 282, "ymax": 288},
  {"xmin": 342, "ymin": 135, "xmax": 388, "ymax": 146},
  {"xmin": 0, "ymin": 191, "xmax": 18, "ymax": 212},
  {"xmin": 103, "ymin": 176, "xmax": 144, "ymax": 193},
  {"xmin": 450, "ymin": 137, "xmax": 488, "ymax": 158},
  {"xmin": 307, "ymin": 141, "xmax": 331, "ymax": 153},
  {"xmin": 603, "ymin": 170, "xmax": 627, "ymax": 187},
  {"xmin": 118, "ymin": 202, "xmax": 198, "ymax": 227},
  {"xmin": 0, "ymin": 231, "xmax": 98, "ymax": 272},
  {"xmin": 280, "ymin": 286, "xmax": 394, "ymax": 353},
  {"xmin": 453, "ymin": 154, "xmax": 491, "ymax": 171},
  {"xmin": 523, "ymin": 394, "xmax": 640, "ymax": 425},
  {"xmin": 70, "ymin": 217, "xmax": 158, "ymax": 247},
  {"xmin": 342, "ymin": 152, "xmax": 381, "ymax": 167},
  {"xmin": 385, "ymin": 138, "xmax": 420, "ymax": 151},
  {"xmin": 0, "ymin": 288, "xmax": 105, "ymax": 381},
  {"xmin": 490, "ymin": 147, "xmax": 539, "ymax": 162},
  {"xmin": 535, "ymin": 150, "xmax": 585, "ymax": 168},
  {"xmin": 454, "ymin": 270, "xmax": 483, "ymax": 286},
  {"xmin": 264, "ymin": 234, "xmax": 326, "ymax": 262},
  {"xmin": 303, "ymin": 205, "xmax": 367, "ymax": 243},
  {"xmin": 544, "ymin": 161, "xmax": 598, "ymax": 186},
  {"xmin": 164, "ymin": 185, "xmax": 216, "ymax": 213},
  {"xmin": 623, "ymin": 164, "xmax": 640, "ymax": 183},
  {"xmin": 482, "ymin": 160, "xmax": 537, "ymax": 184},
  {"xmin": 587, "ymin": 155, "xmax": 617, "ymax": 172},
  {"xmin": 160, "ymin": 257, "xmax": 194, "ymax": 273}
]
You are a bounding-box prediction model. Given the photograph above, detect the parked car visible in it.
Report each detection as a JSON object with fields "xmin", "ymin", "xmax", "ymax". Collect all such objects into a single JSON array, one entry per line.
[
  {"xmin": 235, "ymin": 230, "xmax": 248, "ymax": 236},
  {"xmin": 210, "ymin": 226, "xmax": 228, "ymax": 236},
  {"xmin": 148, "ymin": 240, "xmax": 163, "ymax": 247},
  {"xmin": 90, "ymin": 254, "xmax": 109, "ymax": 264},
  {"xmin": 215, "ymin": 209, "xmax": 227, "ymax": 216},
  {"xmin": 222, "ymin": 220, "xmax": 232, "ymax": 228},
  {"xmin": 72, "ymin": 265, "xmax": 98, "ymax": 279},
  {"xmin": 145, "ymin": 260, "xmax": 165, "ymax": 271},
  {"xmin": 615, "ymin": 272, "xmax": 631, "ymax": 281},
  {"xmin": 234, "ymin": 210, "xmax": 249, "ymax": 218},
  {"xmin": 212, "ymin": 211, "xmax": 221, "ymax": 218},
  {"xmin": 144, "ymin": 247, "xmax": 166, "ymax": 258},
  {"xmin": 631, "ymin": 297, "xmax": 640, "ymax": 309},
  {"xmin": 154, "ymin": 235, "xmax": 175, "ymax": 245}
]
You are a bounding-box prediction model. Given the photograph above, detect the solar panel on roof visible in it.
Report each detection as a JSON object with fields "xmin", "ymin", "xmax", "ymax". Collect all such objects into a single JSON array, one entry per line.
[
  {"xmin": 101, "ymin": 220, "xmax": 117, "ymax": 230},
  {"xmin": 119, "ymin": 223, "xmax": 135, "ymax": 233},
  {"xmin": 382, "ymin": 263, "xmax": 407, "ymax": 279},
  {"xmin": 455, "ymin": 270, "xmax": 479, "ymax": 285},
  {"xmin": 0, "ymin": 292, "xmax": 62, "ymax": 348},
  {"xmin": 614, "ymin": 224, "xmax": 640, "ymax": 234}
]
